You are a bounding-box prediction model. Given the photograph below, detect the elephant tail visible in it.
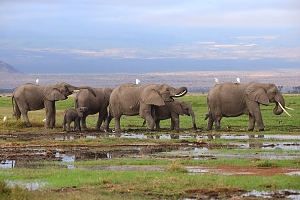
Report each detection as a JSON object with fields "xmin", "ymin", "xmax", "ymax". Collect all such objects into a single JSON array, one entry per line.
[
  {"xmin": 204, "ymin": 112, "xmax": 211, "ymax": 120},
  {"xmin": 12, "ymin": 95, "xmax": 21, "ymax": 119},
  {"xmin": 74, "ymin": 96, "xmax": 79, "ymax": 109},
  {"xmin": 12, "ymin": 95, "xmax": 16, "ymax": 116}
]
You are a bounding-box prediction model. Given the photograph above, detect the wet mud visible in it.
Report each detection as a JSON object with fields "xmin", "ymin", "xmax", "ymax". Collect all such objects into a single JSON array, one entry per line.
[{"xmin": 1, "ymin": 131, "xmax": 299, "ymax": 199}]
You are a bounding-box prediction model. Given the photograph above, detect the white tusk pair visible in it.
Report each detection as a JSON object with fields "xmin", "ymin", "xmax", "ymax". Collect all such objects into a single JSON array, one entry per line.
[{"xmin": 278, "ymin": 102, "xmax": 291, "ymax": 117}]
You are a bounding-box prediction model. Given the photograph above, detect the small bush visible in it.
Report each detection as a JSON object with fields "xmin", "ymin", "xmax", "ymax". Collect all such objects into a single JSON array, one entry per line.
[
  {"xmin": 165, "ymin": 162, "xmax": 188, "ymax": 173},
  {"xmin": 254, "ymin": 160, "xmax": 279, "ymax": 168},
  {"xmin": 0, "ymin": 180, "xmax": 12, "ymax": 197}
]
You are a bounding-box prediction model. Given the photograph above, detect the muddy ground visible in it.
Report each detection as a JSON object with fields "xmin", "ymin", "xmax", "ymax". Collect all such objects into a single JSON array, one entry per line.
[{"xmin": 1, "ymin": 131, "xmax": 300, "ymax": 199}]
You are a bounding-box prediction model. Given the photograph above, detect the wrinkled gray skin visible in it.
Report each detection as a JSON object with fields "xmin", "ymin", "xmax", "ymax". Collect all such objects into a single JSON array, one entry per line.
[
  {"xmin": 74, "ymin": 87, "xmax": 113, "ymax": 131},
  {"xmin": 150, "ymin": 100, "xmax": 197, "ymax": 132},
  {"xmin": 105, "ymin": 83, "xmax": 187, "ymax": 133},
  {"xmin": 206, "ymin": 82, "xmax": 286, "ymax": 131},
  {"xmin": 12, "ymin": 82, "xmax": 96, "ymax": 128},
  {"xmin": 62, "ymin": 107, "xmax": 88, "ymax": 132}
]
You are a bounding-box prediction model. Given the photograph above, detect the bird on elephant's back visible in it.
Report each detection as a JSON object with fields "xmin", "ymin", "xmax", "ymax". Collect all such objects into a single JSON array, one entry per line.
[
  {"xmin": 106, "ymin": 83, "xmax": 188, "ymax": 133},
  {"xmin": 205, "ymin": 82, "xmax": 292, "ymax": 131},
  {"xmin": 12, "ymin": 82, "xmax": 96, "ymax": 128}
]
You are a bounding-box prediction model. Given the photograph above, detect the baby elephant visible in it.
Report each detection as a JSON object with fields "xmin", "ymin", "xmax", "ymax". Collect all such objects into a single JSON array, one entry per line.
[
  {"xmin": 62, "ymin": 107, "xmax": 88, "ymax": 132},
  {"xmin": 146, "ymin": 100, "xmax": 197, "ymax": 132}
]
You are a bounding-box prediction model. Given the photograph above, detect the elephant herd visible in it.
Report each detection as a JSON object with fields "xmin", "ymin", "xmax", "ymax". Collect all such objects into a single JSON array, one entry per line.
[{"xmin": 12, "ymin": 81, "xmax": 292, "ymax": 133}]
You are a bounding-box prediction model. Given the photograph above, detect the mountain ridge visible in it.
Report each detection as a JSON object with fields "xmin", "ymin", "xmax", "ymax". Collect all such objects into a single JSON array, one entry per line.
[{"xmin": 0, "ymin": 61, "xmax": 23, "ymax": 74}]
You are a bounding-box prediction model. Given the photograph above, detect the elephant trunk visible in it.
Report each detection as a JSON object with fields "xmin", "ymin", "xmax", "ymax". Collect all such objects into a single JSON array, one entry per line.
[
  {"xmin": 273, "ymin": 95, "xmax": 285, "ymax": 115},
  {"xmin": 174, "ymin": 87, "xmax": 188, "ymax": 97},
  {"xmin": 189, "ymin": 110, "xmax": 197, "ymax": 130}
]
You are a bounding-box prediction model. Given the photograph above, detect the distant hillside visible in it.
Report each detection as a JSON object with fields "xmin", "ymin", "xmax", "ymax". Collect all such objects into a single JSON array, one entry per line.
[{"xmin": 0, "ymin": 61, "xmax": 23, "ymax": 74}]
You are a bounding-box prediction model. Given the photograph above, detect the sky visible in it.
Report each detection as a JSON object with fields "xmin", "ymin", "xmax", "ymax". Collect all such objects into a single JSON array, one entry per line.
[{"xmin": 0, "ymin": 0, "xmax": 299, "ymax": 73}]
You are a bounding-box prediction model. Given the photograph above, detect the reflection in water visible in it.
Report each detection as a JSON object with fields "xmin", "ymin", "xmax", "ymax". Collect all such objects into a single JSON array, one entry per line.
[{"xmin": 0, "ymin": 160, "xmax": 15, "ymax": 168}]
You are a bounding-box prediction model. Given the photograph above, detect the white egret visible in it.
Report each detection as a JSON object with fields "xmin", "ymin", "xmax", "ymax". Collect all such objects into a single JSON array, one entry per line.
[
  {"xmin": 214, "ymin": 78, "xmax": 219, "ymax": 84},
  {"xmin": 36, "ymin": 79, "xmax": 39, "ymax": 85},
  {"xmin": 135, "ymin": 79, "xmax": 140, "ymax": 85},
  {"xmin": 3, "ymin": 116, "xmax": 7, "ymax": 122},
  {"xmin": 43, "ymin": 118, "xmax": 46, "ymax": 122},
  {"xmin": 237, "ymin": 78, "xmax": 240, "ymax": 83}
]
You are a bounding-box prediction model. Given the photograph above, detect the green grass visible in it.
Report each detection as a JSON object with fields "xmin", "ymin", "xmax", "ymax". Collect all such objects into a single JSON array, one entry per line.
[{"xmin": 0, "ymin": 166, "xmax": 299, "ymax": 200}]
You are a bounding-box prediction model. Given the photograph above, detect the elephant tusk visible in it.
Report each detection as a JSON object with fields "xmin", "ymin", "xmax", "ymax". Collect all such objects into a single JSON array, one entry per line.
[
  {"xmin": 278, "ymin": 102, "xmax": 291, "ymax": 117},
  {"xmin": 175, "ymin": 90, "xmax": 187, "ymax": 97},
  {"xmin": 285, "ymin": 106, "xmax": 294, "ymax": 110}
]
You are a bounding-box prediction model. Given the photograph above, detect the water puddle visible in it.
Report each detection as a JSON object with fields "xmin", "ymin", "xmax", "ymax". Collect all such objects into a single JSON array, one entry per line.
[
  {"xmin": 0, "ymin": 160, "xmax": 16, "ymax": 168},
  {"xmin": 242, "ymin": 190, "xmax": 300, "ymax": 199},
  {"xmin": 5, "ymin": 180, "xmax": 48, "ymax": 191}
]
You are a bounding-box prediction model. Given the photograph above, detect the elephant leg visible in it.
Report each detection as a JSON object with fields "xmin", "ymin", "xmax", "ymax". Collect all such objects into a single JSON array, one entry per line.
[
  {"xmin": 155, "ymin": 120, "xmax": 161, "ymax": 130},
  {"xmin": 17, "ymin": 104, "xmax": 32, "ymax": 127},
  {"xmin": 102, "ymin": 115, "xmax": 113, "ymax": 132},
  {"xmin": 96, "ymin": 110, "xmax": 108, "ymax": 130},
  {"xmin": 22, "ymin": 112, "xmax": 32, "ymax": 127},
  {"xmin": 66, "ymin": 121, "xmax": 71, "ymax": 133},
  {"xmin": 81, "ymin": 117, "xmax": 88, "ymax": 131},
  {"xmin": 171, "ymin": 113, "xmax": 179, "ymax": 132},
  {"xmin": 248, "ymin": 114, "xmax": 255, "ymax": 131},
  {"xmin": 74, "ymin": 118, "xmax": 80, "ymax": 131},
  {"xmin": 206, "ymin": 114, "xmax": 214, "ymax": 131},
  {"xmin": 114, "ymin": 116, "xmax": 121, "ymax": 133},
  {"xmin": 144, "ymin": 115, "xmax": 155, "ymax": 131},
  {"xmin": 215, "ymin": 116, "xmax": 221, "ymax": 130},
  {"xmin": 140, "ymin": 105, "xmax": 155, "ymax": 131},
  {"xmin": 254, "ymin": 112, "xmax": 264, "ymax": 131},
  {"xmin": 62, "ymin": 120, "xmax": 66, "ymax": 131},
  {"xmin": 250, "ymin": 108, "xmax": 264, "ymax": 131},
  {"xmin": 45, "ymin": 101, "xmax": 56, "ymax": 128}
]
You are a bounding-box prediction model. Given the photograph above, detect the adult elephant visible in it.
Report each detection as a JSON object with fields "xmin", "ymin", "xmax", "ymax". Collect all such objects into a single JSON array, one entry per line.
[
  {"xmin": 74, "ymin": 87, "xmax": 113, "ymax": 131},
  {"xmin": 206, "ymin": 82, "xmax": 291, "ymax": 131},
  {"xmin": 12, "ymin": 82, "xmax": 96, "ymax": 128},
  {"xmin": 105, "ymin": 83, "xmax": 187, "ymax": 133},
  {"xmin": 150, "ymin": 100, "xmax": 197, "ymax": 132}
]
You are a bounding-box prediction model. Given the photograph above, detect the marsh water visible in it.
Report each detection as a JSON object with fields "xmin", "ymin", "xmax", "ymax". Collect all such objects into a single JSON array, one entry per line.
[{"xmin": 1, "ymin": 132, "xmax": 300, "ymax": 199}]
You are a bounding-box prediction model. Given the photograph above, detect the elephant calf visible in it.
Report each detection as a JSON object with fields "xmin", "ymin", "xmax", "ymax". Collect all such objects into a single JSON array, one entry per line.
[
  {"xmin": 151, "ymin": 100, "xmax": 197, "ymax": 132},
  {"xmin": 62, "ymin": 107, "xmax": 88, "ymax": 132}
]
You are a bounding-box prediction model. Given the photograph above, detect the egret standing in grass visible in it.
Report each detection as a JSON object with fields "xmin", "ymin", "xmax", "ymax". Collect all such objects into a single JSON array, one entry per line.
[
  {"xmin": 214, "ymin": 78, "xmax": 219, "ymax": 85},
  {"xmin": 135, "ymin": 79, "xmax": 140, "ymax": 85},
  {"xmin": 36, "ymin": 79, "xmax": 39, "ymax": 85},
  {"xmin": 3, "ymin": 116, "xmax": 7, "ymax": 122},
  {"xmin": 237, "ymin": 78, "xmax": 240, "ymax": 83}
]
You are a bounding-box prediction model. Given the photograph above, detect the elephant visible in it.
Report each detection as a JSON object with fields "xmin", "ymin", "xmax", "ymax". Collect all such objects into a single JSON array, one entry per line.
[
  {"xmin": 205, "ymin": 82, "xmax": 290, "ymax": 131},
  {"xmin": 74, "ymin": 87, "xmax": 113, "ymax": 131},
  {"xmin": 62, "ymin": 107, "xmax": 88, "ymax": 132},
  {"xmin": 147, "ymin": 100, "xmax": 197, "ymax": 132},
  {"xmin": 12, "ymin": 82, "xmax": 96, "ymax": 128},
  {"xmin": 105, "ymin": 83, "xmax": 187, "ymax": 133}
]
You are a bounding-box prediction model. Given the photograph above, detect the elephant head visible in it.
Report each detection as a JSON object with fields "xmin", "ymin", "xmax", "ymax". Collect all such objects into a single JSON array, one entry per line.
[
  {"xmin": 168, "ymin": 100, "xmax": 197, "ymax": 130},
  {"xmin": 44, "ymin": 82, "xmax": 96, "ymax": 101},
  {"xmin": 141, "ymin": 84, "xmax": 187, "ymax": 106},
  {"xmin": 245, "ymin": 82, "xmax": 290, "ymax": 116}
]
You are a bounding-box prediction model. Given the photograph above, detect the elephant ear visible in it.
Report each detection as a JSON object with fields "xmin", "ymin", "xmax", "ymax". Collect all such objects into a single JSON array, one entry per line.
[
  {"xmin": 141, "ymin": 85, "xmax": 165, "ymax": 106},
  {"xmin": 168, "ymin": 103, "xmax": 185, "ymax": 116},
  {"xmin": 246, "ymin": 83, "xmax": 269, "ymax": 105},
  {"xmin": 44, "ymin": 85, "xmax": 66, "ymax": 101}
]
